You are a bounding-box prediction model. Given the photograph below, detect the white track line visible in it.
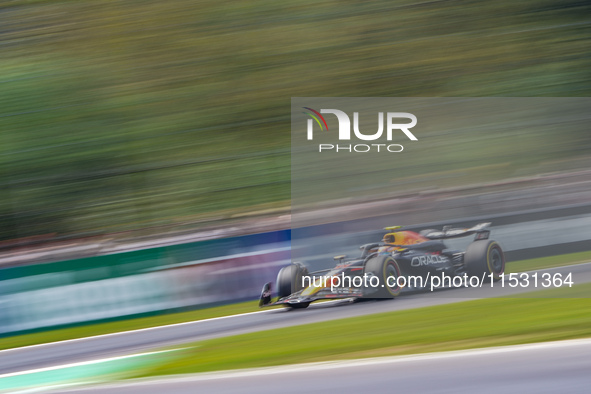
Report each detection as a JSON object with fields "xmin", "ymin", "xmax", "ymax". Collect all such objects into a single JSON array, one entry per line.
[
  {"xmin": 0, "ymin": 349, "xmax": 179, "ymax": 379},
  {"xmin": 50, "ymin": 337, "xmax": 591, "ymax": 391},
  {"xmin": 8, "ymin": 384, "xmax": 79, "ymax": 394},
  {"xmin": 0, "ymin": 309, "xmax": 276, "ymax": 355},
  {"xmin": 0, "ymin": 299, "xmax": 347, "ymax": 355},
  {"xmin": 524, "ymin": 260, "xmax": 591, "ymax": 273}
]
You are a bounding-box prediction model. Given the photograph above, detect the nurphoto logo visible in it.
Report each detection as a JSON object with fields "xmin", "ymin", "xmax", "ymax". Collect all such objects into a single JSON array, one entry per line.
[{"xmin": 303, "ymin": 107, "xmax": 418, "ymax": 153}]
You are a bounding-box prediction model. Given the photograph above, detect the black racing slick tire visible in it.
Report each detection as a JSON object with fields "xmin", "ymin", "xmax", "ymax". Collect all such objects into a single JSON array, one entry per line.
[
  {"xmin": 288, "ymin": 302, "xmax": 310, "ymax": 309},
  {"xmin": 276, "ymin": 263, "xmax": 310, "ymax": 309},
  {"xmin": 364, "ymin": 255, "xmax": 402, "ymax": 298},
  {"xmin": 465, "ymin": 240, "xmax": 505, "ymax": 281}
]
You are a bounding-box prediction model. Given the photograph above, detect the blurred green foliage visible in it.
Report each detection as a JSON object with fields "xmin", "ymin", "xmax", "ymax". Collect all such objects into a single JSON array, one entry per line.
[{"xmin": 0, "ymin": 0, "xmax": 589, "ymax": 239}]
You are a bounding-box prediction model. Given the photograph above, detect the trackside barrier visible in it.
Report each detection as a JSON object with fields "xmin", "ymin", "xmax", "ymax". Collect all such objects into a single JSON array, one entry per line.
[{"xmin": 0, "ymin": 230, "xmax": 290, "ymax": 335}]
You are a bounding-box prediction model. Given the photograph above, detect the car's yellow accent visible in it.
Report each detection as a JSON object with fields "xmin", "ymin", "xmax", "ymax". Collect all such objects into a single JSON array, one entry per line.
[{"xmin": 300, "ymin": 277, "xmax": 330, "ymax": 296}]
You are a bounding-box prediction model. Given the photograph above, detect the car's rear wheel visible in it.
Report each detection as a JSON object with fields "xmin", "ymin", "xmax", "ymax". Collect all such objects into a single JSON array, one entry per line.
[
  {"xmin": 465, "ymin": 240, "xmax": 505, "ymax": 282},
  {"xmin": 364, "ymin": 255, "xmax": 402, "ymax": 298}
]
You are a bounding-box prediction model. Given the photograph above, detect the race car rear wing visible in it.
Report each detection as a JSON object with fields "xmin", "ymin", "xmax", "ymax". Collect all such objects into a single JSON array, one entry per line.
[{"xmin": 420, "ymin": 222, "xmax": 491, "ymax": 240}]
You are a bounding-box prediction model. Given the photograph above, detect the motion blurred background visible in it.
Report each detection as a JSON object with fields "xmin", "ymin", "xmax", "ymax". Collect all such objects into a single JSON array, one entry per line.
[
  {"xmin": 1, "ymin": 0, "xmax": 591, "ymax": 350},
  {"xmin": 1, "ymin": 0, "xmax": 589, "ymax": 244}
]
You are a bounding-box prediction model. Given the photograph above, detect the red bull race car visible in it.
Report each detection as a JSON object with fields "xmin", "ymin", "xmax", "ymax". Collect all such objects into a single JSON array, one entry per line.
[{"xmin": 259, "ymin": 223, "xmax": 505, "ymax": 309}]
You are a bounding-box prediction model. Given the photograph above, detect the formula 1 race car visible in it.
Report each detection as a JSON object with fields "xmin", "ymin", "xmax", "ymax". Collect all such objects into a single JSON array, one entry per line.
[{"xmin": 259, "ymin": 223, "xmax": 505, "ymax": 309}]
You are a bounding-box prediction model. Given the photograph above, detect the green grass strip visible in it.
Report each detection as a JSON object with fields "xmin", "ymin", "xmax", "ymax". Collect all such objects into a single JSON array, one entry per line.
[
  {"xmin": 507, "ymin": 250, "xmax": 591, "ymax": 273},
  {"xmin": 138, "ymin": 283, "xmax": 591, "ymax": 377}
]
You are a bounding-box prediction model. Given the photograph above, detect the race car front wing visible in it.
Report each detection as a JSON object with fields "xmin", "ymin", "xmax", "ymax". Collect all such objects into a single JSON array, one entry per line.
[{"xmin": 259, "ymin": 282, "xmax": 365, "ymax": 307}]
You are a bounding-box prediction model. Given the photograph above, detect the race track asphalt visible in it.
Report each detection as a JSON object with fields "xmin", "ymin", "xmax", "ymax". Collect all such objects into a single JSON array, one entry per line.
[{"xmin": 47, "ymin": 338, "xmax": 591, "ymax": 394}]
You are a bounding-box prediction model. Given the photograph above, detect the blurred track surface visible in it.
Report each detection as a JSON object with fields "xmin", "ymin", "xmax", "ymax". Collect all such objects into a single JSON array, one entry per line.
[{"xmin": 49, "ymin": 338, "xmax": 591, "ymax": 394}]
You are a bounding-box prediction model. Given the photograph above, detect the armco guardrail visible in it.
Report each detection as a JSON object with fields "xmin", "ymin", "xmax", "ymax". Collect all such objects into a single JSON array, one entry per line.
[{"xmin": 0, "ymin": 230, "xmax": 289, "ymax": 336}]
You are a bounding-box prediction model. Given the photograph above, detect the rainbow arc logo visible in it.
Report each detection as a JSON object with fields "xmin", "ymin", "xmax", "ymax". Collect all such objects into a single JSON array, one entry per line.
[{"xmin": 302, "ymin": 107, "xmax": 329, "ymax": 131}]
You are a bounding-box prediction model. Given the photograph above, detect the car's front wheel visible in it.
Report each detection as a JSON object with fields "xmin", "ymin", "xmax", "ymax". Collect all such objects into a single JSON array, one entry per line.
[
  {"xmin": 363, "ymin": 255, "xmax": 402, "ymax": 298},
  {"xmin": 276, "ymin": 263, "xmax": 310, "ymax": 309}
]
